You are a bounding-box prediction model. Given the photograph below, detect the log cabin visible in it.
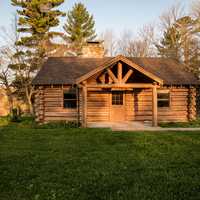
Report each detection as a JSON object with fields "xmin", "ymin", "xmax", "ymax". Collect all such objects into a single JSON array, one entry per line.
[{"xmin": 32, "ymin": 42, "xmax": 200, "ymax": 127}]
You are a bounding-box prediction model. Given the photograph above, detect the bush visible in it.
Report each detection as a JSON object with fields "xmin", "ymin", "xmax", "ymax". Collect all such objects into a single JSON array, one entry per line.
[
  {"xmin": 159, "ymin": 118, "xmax": 200, "ymax": 128},
  {"xmin": 0, "ymin": 116, "xmax": 10, "ymax": 127},
  {"xmin": 36, "ymin": 121, "xmax": 81, "ymax": 129},
  {"xmin": 10, "ymin": 108, "xmax": 22, "ymax": 122}
]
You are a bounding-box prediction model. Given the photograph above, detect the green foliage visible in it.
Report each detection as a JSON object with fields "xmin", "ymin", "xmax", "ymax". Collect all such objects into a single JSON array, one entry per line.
[
  {"xmin": 10, "ymin": 108, "xmax": 22, "ymax": 122},
  {"xmin": 157, "ymin": 15, "xmax": 200, "ymax": 76},
  {"xmin": 159, "ymin": 118, "xmax": 200, "ymax": 128},
  {"xmin": 10, "ymin": 0, "xmax": 65, "ymax": 113},
  {"xmin": 0, "ymin": 128, "xmax": 200, "ymax": 199},
  {"xmin": 11, "ymin": 0, "xmax": 65, "ymax": 49},
  {"xmin": 156, "ymin": 26, "xmax": 182, "ymax": 60},
  {"xmin": 0, "ymin": 116, "xmax": 80, "ymax": 129},
  {"xmin": 63, "ymin": 2, "xmax": 96, "ymax": 47},
  {"xmin": 37, "ymin": 121, "xmax": 80, "ymax": 129}
]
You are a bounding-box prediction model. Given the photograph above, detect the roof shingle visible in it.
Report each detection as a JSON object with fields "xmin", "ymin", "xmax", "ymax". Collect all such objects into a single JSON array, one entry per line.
[{"xmin": 32, "ymin": 57, "xmax": 199, "ymax": 85}]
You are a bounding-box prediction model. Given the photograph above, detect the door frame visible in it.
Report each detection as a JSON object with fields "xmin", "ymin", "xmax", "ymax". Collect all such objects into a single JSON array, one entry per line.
[{"xmin": 109, "ymin": 91, "xmax": 126, "ymax": 122}]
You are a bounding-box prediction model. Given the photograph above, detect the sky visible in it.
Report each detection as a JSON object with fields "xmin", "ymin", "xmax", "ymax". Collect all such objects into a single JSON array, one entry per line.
[{"xmin": 0, "ymin": 0, "xmax": 191, "ymax": 42}]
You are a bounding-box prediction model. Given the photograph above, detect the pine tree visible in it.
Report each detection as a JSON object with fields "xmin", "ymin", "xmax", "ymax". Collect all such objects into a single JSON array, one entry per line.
[
  {"xmin": 156, "ymin": 26, "xmax": 182, "ymax": 61},
  {"xmin": 10, "ymin": 0, "xmax": 65, "ymax": 114},
  {"xmin": 11, "ymin": 0, "xmax": 65, "ymax": 57},
  {"xmin": 175, "ymin": 16, "xmax": 196, "ymax": 66},
  {"xmin": 63, "ymin": 2, "xmax": 97, "ymax": 49}
]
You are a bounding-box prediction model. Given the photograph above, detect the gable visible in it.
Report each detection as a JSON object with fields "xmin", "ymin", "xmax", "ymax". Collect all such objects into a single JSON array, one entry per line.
[{"xmin": 76, "ymin": 55, "xmax": 164, "ymax": 85}]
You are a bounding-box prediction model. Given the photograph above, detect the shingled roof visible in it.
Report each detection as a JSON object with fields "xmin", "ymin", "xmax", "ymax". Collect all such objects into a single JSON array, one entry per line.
[{"xmin": 32, "ymin": 56, "xmax": 200, "ymax": 85}]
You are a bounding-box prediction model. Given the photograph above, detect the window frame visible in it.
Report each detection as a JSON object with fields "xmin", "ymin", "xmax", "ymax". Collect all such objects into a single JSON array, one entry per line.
[
  {"xmin": 157, "ymin": 89, "xmax": 171, "ymax": 109},
  {"xmin": 63, "ymin": 90, "xmax": 77, "ymax": 109},
  {"xmin": 112, "ymin": 91, "xmax": 124, "ymax": 106}
]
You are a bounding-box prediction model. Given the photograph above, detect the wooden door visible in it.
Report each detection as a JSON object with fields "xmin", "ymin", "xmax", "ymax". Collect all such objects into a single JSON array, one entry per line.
[{"xmin": 111, "ymin": 91, "xmax": 126, "ymax": 122}]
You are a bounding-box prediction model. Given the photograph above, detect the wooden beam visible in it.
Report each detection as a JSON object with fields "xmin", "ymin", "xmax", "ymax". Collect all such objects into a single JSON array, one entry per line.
[
  {"xmin": 118, "ymin": 62, "xmax": 122, "ymax": 83},
  {"xmin": 87, "ymin": 83, "xmax": 157, "ymax": 89},
  {"xmin": 152, "ymin": 84, "xmax": 158, "ymax": 127},
  {"xmin": 82, "ymin": 82, "xmax": 88, "ymax": 128},
  {"xmin": 122, "ymin": 69, "xmax": 133, "ymax": 83},
  {"xmin": 109, "ymin": 76, "xmax": 113, "ymax": 84},
  {"xmin": 99, "ymin": 73, "xmax": 105, "ymax": 84},
  {"xmin": 107, "ymin": 69, "xmax": 118, "ymax": 83}
]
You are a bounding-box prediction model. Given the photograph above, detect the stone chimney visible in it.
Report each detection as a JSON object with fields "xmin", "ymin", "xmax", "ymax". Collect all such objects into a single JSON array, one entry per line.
[{"xmin": 81, "ymin": 41, "xmax": 105, "ymax": 58}]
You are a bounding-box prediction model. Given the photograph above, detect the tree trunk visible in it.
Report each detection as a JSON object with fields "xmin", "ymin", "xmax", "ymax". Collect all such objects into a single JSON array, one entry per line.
[
  {"xmin": 25, "ymin": 86, "xmax": 34, "ymax": 115},
  {"xmin": 27, "ymin": 96, "xmax": 33, "ymax": 115}
]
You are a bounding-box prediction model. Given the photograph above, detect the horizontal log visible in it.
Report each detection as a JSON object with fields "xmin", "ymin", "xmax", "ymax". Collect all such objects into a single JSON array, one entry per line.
[
  {"xmin": 88, "ymin": 119, "xmax": 109, "ymax": 122},
  {"xmin": 44, "ymin": 98, "xmax": 63, "ymax": 102},
  {"xmin": 87, "ymin": 83, "xmax": 156, "ymax": 88},
  {"xmin": 45, "ymin": 112, "xmax": 77, "ymax": 117},
  {"xmin": 44, "ymin": 116, "xmax": 77, "ymax": 121},
  {"xmin": 171, "ymin": 88, "xmax": 189, "ymax": 92}
]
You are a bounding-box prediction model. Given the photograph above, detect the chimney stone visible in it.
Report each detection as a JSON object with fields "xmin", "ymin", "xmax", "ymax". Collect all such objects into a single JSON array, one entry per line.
[{"xmin": 81, "ymin": 41, "xmax": 105, "ymax": 58}]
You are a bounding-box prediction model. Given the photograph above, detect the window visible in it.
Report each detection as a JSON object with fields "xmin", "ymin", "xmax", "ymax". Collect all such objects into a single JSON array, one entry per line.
[
  {"xmin": 157, "ymin": 90, "xmax": 170, "ymax": 108},
  {"xmin": 63, "ymin": 91, "xmax": 77, "ymax": 109},
  {"xmin": 112, "ymin": 92, "xmax": 123, "ymax": 105}
]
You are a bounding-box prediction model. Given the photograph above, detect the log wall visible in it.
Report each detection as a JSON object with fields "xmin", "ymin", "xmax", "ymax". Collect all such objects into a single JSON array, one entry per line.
[
  {"xmin": 35, "ymin": 86, "xmax": 78, "ymax": 123},
  {"xmin": 34, "ymin": 86, "xmax": 197, "ymax": 124},
  {"xmin": 124, "ymin": 87, "xmax": 196, "ymax": 122},
  {"xmin": 87, "ymin": 91, "xmax": 110, "ymax": 122}
]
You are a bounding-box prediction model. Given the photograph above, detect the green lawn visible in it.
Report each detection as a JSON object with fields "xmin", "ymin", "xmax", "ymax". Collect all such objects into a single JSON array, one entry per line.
[{"xmin": 0, "ymin": 126, "xmax": 200, "ymax": 200}]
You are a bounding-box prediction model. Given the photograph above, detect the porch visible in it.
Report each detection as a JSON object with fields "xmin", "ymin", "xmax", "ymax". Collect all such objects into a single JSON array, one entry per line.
[
  {"xmin": 77, "ymin": 56, "xmax": 162, "ymax": 128},
  {"xmin": 87, "ymin": 121, "xmax": 156, "ymax": 131},
  {"xmin": 88, "ymin": 121, "xmax": 200, "ymax": 132}
]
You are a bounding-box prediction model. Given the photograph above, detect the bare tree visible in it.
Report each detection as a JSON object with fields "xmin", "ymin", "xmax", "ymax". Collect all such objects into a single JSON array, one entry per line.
[
  {"xmin": 117, "ymin": 24, "xmax": 156, "ymax": 57},
  {"xmin": 191, "ymin": 0, "xmax": 200, "ymax": 18},
  {"xmin": 100, "ymin": 29, "xmax": 117, "ymax": 57},
  {"xmin": 0, "ymin": 48, "xmax": 14, "ymax": 113},
  {"xmin": 0, "ymin": 16, "xmax": 25, "ymax": 113},
  {"xmin": 159, "ymin": 2, "xmax": 185, "ymax": 30}
]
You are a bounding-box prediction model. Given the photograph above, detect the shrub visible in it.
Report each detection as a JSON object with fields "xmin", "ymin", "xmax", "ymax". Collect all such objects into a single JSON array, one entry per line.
[
  {"xmin": 10, "ymin": 108, "xmax": 22, "ymax": 122},
  {"xmin": 36, "ymin": 121, "xmax": 80, "ymax": 129},
  {"xmin": 0, "ymin": 116, "xmax": 10, "ymax": 127}
]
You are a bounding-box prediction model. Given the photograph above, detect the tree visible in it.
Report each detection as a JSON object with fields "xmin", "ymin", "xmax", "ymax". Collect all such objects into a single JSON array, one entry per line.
[
  {"xmin": 11, "ymin": 0, "xmax": 65, "ymax": 114},
  {"xmin": 0, "ymin": 16, "xmax": 20, "ymax": 113},
  {"xmin": 100, "ymin": 29, "xmax": 117, "ymax": 57},
  {"xmin": 159, "ymin": 3, "xmax": 184, "ymax": 31},
  {"xmin": 117, "ymin": 24, "xmax": 156, "ymax": 57},
  {"xmin": 175, "ymin": 16, "xmax": 197, "ymax": 66},
  {"xmin": 157, "ymin": 15, "xmax": 200, "ymax": 75},
  {"xmin": 156, "ymin": 26, "xmax": 182, "ymax": 60},
  {"xmin": 157, "ymin": 2, "xmax": 200, "ymax": 76},
  {"xmin": 191, "ymin": 0, "xmax": 200, "ymax": 18},
  {"xmin": 0, "ymin": 53, "xmax": 14, "ymax": 113},
  {"xmin": 63, "ymin": 2, "xmax": 97, "ymax": 52}
]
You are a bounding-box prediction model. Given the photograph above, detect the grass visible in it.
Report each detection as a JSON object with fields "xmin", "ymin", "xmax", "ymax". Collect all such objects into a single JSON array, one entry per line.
[{"xmin": 0, "ymin": 123, "xmax": 200, "ymax": 200}]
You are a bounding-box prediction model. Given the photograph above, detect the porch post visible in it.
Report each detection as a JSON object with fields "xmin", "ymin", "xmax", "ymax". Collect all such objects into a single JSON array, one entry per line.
[
  {"xmin": 152, "ymin": 83, "xmax": 158, "ymax": 127},
  {"xmin": 82, "ymin": 81, "xmax": 88, "ymax": 128}
]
